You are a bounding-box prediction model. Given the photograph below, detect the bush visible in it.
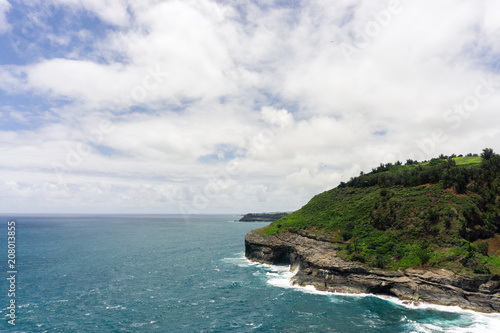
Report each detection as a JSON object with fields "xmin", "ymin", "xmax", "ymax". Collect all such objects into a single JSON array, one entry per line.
[
  {"xmin": 431, "ymin": 225, "xmax": 440, "ymax": 236},
  {"xmin": 428, "ymin": 208, "xmax": 440, "ymax": 224},
  {"xmin": 374, "ymin": 254, "xmax": 389, "ymax": 268},
  {"xmin": 414, "ymin": 244, "xmax": 432, "ymax": 266},
  {"xmin": 350, "ymin": 253, "xmax": 366, "ymax": 263},
  {"xmin": 474, "ymin": 261, "xmax": 491, "ymax": 274},
  {"xmin": 341, "ymin": 230, "xmax": 352, "ymax": 241},
  {"xmin": 444, "ymin": 217, "xmax": 451, "ymax": 229},
  {"xmin": 393, "ymin": 245, "xmax": 406, "ymax": 260},
  {"xmin": 477, "ymin": 241, "xmax": 489, "ymax": 257}
]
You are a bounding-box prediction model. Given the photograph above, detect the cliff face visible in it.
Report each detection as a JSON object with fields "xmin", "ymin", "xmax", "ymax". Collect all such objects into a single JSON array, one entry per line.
[{"xmin": 245, "ymin": 230, "xmax": 500, "ymax": 313}]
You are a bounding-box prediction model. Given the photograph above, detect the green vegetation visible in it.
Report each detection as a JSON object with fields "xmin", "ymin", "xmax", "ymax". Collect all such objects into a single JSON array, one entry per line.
[
  {"xmin": 239, "ymin": 212, "xmax": 289, "ymax": 222},
  {"xmin": 264, "ymin": 149, "xmax": 500, "ymax": 274}
]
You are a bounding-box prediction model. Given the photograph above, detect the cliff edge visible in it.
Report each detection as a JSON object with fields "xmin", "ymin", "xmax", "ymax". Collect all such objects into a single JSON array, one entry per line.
[{"xmin": 245, "ymin": 229, "xmax": 500, "ymax": 312}]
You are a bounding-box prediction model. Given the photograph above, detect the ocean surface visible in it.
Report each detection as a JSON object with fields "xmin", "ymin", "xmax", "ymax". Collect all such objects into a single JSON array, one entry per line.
[{"xmin": 1, "ymin": 214, "xmax": 499, "ymax": 332}]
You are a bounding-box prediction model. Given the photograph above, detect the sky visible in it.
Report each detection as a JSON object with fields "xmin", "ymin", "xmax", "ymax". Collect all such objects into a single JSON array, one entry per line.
[{"xmin": 0, "ymin": 0, "xmax": 499, "ymax": 215}]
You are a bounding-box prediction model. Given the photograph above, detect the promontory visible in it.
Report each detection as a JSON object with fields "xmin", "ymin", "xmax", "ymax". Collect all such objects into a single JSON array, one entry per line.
[
  {"xmin": 239, "ymin": 212, "xmax": 288, "ymax": 222},
  {"xmin": 245, "ymin": 149, "xmax": 500, "ymax": 312}
]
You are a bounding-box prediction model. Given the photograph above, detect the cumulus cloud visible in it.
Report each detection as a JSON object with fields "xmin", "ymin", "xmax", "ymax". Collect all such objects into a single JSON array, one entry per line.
[
  {"xmin": 0, "ymin": 0, "xmax": 500, "ymax": 213},
  {"xmin": 0, "ymin": 0, "xmax": 10, "ymax": 34},
  {"xmin": 49, "ymin": 0, "xmax": 131, "ymax": 26},
  {"xmin": 261, "ymin": 107, "xmax": 293, "ymax": 128},
  {"xmin": 1, "ymin": 0, "xmax": 251, "ymax": 109}
]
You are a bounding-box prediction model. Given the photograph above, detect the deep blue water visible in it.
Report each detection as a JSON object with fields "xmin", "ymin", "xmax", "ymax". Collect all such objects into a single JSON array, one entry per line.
[{"xmin": 0, "ymin": 215, "xmax": 499, "ymax": 332}]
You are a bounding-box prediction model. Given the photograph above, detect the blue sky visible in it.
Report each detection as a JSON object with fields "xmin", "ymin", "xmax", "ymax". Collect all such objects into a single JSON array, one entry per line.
[{"xmin": 0, "ymin": 0, "xmax": 500, "ymax": 214}]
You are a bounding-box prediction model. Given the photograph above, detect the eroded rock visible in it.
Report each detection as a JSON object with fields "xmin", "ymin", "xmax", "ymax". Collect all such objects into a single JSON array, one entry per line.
[{"xmin": 245, "ymin": 230, "xmax": 500, "ymax": 312}]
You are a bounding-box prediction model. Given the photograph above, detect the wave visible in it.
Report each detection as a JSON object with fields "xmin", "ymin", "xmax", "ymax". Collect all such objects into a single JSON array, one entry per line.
[{"xmin": 227, "ymin": 253, "xmax": 500, "ymax": 333}]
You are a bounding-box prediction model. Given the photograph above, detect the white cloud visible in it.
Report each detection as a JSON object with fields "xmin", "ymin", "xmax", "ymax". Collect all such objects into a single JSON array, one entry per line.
[
  {"xmin": 51, "ymin": 0, "xmax": 131, "ymax": 26},
  {"xmin": 1, "ymin": 0, "xmax": 248, "ymax": 108},
  {"xmin": 0, "ymin": 0, "xmax": 10, "ymax": 34},
  {"xmin": 0, "ymin": 0, "xmax": 500, "ymax": 213},
  {"xmin": 261, "ymin": 106, "xmax": 293, "ymax": 128}
]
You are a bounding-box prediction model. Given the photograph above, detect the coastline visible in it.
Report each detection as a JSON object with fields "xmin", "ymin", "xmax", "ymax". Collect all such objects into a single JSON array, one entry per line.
[
  {"xmin": 246, "ymin": 255, "xmax": 500, "ymax": 317},
  {"xmin": 245, "ymin": 229, "xmax": 500, "ymax": 313},
  {"xmin": 238, "ymin": 212, "xmax": 289, "ymax": 222}
]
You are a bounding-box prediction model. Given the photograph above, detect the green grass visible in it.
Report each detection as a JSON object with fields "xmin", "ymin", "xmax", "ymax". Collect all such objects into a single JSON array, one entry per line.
[
  {"xmin": 389, "ymin": 156, "xmax": 481, "ymax": 170},
  {"xmin": 262, "ymin": 151, "xmax": 500, "ymax": 274},
  {"xmin": 486, "ymin": 256, "xmax": 500, "ymax": 275},
  {"xmin": 386, "ymin": 164, "xmax": 418, "ymax": 173},
  {"xmin": 453, "ymin": 156, "xmax": 482, "ymax": 166}
]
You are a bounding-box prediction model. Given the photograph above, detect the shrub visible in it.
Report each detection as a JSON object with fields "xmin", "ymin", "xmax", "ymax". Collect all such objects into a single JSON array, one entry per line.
[
  {"xmin": 477, "ymin": 241, "xmax": 489, "ymax": 257},
  {"xmin": 350, "ymin": 253, "xmax": 366, "ymax": 263},
  {"xmin": 431, "ymin": 225, "xmax": 440, "ymax": 236},
  {"xmin": 374, "ymin": 254, "xmax": 389, "ymax": 268},
  {"xmin": 444, "ymin": 217, "xmax": 451, "ymax": 229},
  {"xmin": 341, "ymin": 230, "xmax": 352, "ymax": 241},
  {"xmin": 414, "ymin": 244, "xmax": 432, "ymax": 266},
  {"xmin": 393, "ymin": 244, "xmax": 406, "ymax": 260},
  {"xmin": 428, "ymin": 208, "xmax": 440, "ymax": 224},
  {"xmin": 474, "ymin": 261, "xmax": 491, "ymax": 274}
]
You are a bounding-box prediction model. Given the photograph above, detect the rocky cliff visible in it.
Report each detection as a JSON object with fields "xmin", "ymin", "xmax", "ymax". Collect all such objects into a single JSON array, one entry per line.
[{"xmin": 245, "ymin": 230, "xmax": 500, "ymax": 312}]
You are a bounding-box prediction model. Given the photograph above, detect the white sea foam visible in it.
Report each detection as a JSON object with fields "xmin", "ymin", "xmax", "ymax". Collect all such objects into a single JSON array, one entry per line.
[
  {"xmin": 229, "ymin": 253, "xmax": 500, "ymax": 332},
  {"xmin": 221, "ymin": 253, "xmax": 264, "ymax": 268},
  {"xmin": 105, "ymin": 305, "xmax": 126, "ymax": 310},
  {"xmin": 380, "ymin": 295, "xmax": 500, "ymax": 332},
  {"xmin": 404, "ymin": 317, "xmax": 500, "ymax": 333}
]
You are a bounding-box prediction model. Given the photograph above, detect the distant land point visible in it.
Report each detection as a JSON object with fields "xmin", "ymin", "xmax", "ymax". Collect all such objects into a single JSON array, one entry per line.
[{"xmin": 239, "ymin": 212, "xmax": 289, "ymax": 222}]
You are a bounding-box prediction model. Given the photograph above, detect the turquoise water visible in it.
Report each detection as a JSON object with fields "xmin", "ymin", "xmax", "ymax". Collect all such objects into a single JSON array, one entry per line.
[{"xmin": 0, "ymin": 215, "xmax": 499, "ymax": 332}]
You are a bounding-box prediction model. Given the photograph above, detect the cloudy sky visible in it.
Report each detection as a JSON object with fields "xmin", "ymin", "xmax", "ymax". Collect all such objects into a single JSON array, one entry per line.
[{"xmin": 0, "ymin": 0, "xmax": 499, "ymax": 214}]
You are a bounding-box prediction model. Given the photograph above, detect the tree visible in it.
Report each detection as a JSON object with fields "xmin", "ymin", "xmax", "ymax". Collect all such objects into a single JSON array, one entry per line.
[
  {"xmin": 446, "ymin": 158, "xmax": 456, "ymax": 168},
  {"xmin": 481, "ymin": 148, "xmax": 495, "ymax": 160},
  {"xmin": 453, "ymin": 173, "xmax": 467, "ymax": 194},
  {"xmin": 414, "ymin": 244, "xmax": 431, "ymax": 267},
  {"xmin": 378, "ymin": 173, "xmax": 387, "ymax": 188}
]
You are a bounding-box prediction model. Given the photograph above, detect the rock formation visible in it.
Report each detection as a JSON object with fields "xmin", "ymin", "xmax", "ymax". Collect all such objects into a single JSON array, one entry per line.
[{"xmin": 245, "ymin": 230, "xmax": 500, "ymax": 312}]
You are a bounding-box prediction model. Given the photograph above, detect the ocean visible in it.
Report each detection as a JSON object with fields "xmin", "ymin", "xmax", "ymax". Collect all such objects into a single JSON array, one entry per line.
[{"xmin": 1, "ymin": 214, "xmax": 499, "ymax": 332}]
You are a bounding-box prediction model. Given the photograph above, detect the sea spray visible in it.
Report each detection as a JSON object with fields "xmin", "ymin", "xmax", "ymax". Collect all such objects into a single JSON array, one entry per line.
[{"xmin": 234, "ymin": 253, "xmax": 500, "ymax": 333}]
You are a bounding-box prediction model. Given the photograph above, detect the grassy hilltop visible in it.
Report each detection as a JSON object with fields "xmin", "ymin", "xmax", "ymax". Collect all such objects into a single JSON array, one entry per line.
[{"xmin": 263, "ymin": 149, "xmax": 500, "ymax": 275}]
